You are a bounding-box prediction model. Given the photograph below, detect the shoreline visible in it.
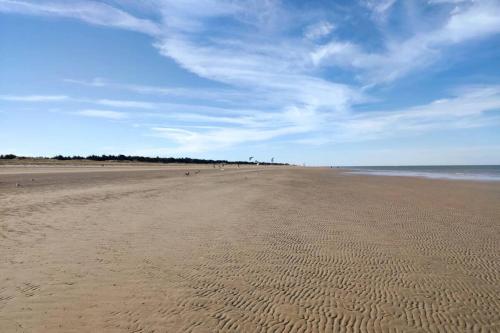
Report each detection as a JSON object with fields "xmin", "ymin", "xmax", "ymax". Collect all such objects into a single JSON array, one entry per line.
[{"xmin": 343, "ymin": 166, "xmax": 500, "ymax": 183}]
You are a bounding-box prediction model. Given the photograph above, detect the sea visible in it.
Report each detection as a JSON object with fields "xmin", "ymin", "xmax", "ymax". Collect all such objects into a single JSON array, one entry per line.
[{"xmin": 345, "ymin": 165, "xmax": 500, "ymax": 182}]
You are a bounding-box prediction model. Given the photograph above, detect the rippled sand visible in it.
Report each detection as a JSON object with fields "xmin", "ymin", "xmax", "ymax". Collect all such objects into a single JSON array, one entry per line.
[{"xmin": 1, "ymin": 166, "xmax": 499, "ymax": 332}]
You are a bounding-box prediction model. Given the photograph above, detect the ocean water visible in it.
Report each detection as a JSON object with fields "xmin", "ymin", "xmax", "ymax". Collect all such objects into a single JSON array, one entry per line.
[{"xmin": 345, "ymin": 165, "xmax": 500, "ymax": 182}]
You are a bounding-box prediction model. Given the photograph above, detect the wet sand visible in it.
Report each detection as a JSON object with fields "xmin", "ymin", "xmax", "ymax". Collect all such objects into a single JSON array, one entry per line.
[{"xmin": 1, "ymin": 165, "xmax": 499, "ymax": 332}]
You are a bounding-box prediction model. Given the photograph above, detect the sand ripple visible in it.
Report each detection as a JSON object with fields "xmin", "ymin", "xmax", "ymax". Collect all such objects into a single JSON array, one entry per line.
[{"xmin": 1, "ymin": 167, "xmax": 499, "ymax": 332}]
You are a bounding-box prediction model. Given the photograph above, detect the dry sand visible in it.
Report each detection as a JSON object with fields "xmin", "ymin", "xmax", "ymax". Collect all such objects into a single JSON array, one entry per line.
[{"xmin": 0, "ymin": 165, "xmax": 499, "ymax": 332}]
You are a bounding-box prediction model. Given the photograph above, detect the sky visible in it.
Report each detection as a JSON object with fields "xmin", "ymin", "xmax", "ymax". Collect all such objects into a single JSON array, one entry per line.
[{"xmin": 1, "ymin": 0, "xmax": 500, "ymax": 166}]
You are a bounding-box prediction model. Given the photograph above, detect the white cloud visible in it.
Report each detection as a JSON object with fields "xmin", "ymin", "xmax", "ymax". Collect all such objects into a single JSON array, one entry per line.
[
  {"xmin": 76, "ymin": 109, "xmax": 128, "ymax": 120},
  {"xmin": 64, "ymin": 77, "xmax": 108, "ymax": 87},
  {"xmin": 315, "ymin": 86, "xmax": 500, "ymax": 144},
  {"xmin": 0, "ymin": 94, "xmax": 68, "ymax": 102},
  {"xmin": 64, "ymin": 77, "xmax": 257, "ymax": 106},
  {"xmin": 96, "ymin": 99, "xmax": 155, "ymax": 109},
  {"xmin": 142, "ymin": 101, "xmax": 325, "ymax": 153},
  {"xmin": 428, "ymin": 0, "xmax": 472, "ymax": 4},
  {"xmin": 0, "ymin": 93, "xmax": 160, "ymax": 110},
  {"xmin": 151, "ymin": 124, "xmax": 308, "ymax": 154},
  {"xmin": 313, "ymin": 0, "xmax": 500, "ymax": 83},
  {"xmin": 0, "ymin": 0, "xmax": 161, "ymax": 35},
  {"xmin": 304, "ymin": 21, "xmax": 335, "ymax": 40},
  {"xmin": 432, "ymin": 1, "xmax": 500, "ymax": 43},
  {"xmin": 8, "ymin": 0, "xmax": 496, "ymax": 88},
  {"xmin": 155, "ymin": 35, "xmax": 362, "ymax": 111},
  {"xmin": 362, "ymin": 0, "xmax": 397, "ymax": 15},
  {"xmin": 154, "ymin": 0, "xmax": 243, "ymax": 33}
]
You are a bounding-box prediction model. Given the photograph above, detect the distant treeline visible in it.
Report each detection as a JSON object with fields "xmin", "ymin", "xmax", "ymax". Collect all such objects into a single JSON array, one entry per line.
[{"xmin": 0, "ymin": 154, "xmax": 287, "ymax": 166}]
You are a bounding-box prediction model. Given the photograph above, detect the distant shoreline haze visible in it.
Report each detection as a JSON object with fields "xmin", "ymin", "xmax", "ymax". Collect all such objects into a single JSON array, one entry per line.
[{"xmin": 346, "ymin": 165, "xmax": 500, "ymax": 182}]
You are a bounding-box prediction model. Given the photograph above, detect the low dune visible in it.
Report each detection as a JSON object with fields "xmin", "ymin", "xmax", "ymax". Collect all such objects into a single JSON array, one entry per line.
[{"xmin": 0, "ymin": 165, "xmax": 499, "ymax": 332}]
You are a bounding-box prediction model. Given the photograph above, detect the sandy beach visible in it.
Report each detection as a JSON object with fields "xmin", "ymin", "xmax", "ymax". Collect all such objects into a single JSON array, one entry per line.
[{"xmin": 1, "ymin": 165, "xmax": 499, "ymax": 332}]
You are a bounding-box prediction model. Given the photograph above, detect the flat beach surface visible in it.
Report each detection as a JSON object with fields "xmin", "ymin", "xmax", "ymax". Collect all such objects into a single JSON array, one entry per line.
[{"xmin": 1, "ymin": 165, "xmax": 499, "ymax": 332}]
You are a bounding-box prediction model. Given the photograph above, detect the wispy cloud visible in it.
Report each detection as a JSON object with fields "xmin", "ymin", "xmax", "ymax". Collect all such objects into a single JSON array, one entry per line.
[
  {"xmin": 64, "ymin": 78, "xmax": 254, "ymax": 106},
  {"xmin": 140, "ymin": 86, "xmax": 500, "ymax": 151},
  {"xmin": 96, "ymin": 99, "xmax": 155, "ymax": 109},
  {"xmin": 313, "ymin": 86, "xmax": 500, "ymax": 144},
  {"xmin": 0, "ymin": 0, "xmax": 161, "ymax": 35},
  {"xmin": 312, "ymin": 0, "xmax": 500, "ymax": 83},
  {"xmin": 151, "ymin": 125, "xmax": 308, "ymax": 154},
  {"xmin": 362, "ymin": 0, "xmax": 397, "ymax": 18},
  {"xmin": 1, "ymin": 93, "xmax": 158, "ymax": 110},
  {"xmin": 75, "ymin": 109, "xmax": 128, "ymax": 120},
  {"xmin": 2, "ymin": 0, "xmax": 499, "ymax": 157},
  {"xmin": 304, "ymin": 21, "xmax": 335, "ymax": 40},
  {"xmin": 0, "ymin": 94, "xmax": 68, "ymax": 102}
]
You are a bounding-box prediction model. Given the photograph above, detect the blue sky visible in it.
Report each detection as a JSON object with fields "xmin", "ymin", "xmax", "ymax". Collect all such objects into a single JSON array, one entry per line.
[{"xmin": 1, "ymin": 0, "xmax": 500, "ymax": 165}]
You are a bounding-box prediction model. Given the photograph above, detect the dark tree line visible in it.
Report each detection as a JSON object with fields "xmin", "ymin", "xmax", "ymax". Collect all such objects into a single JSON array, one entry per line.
[
  {"xmin": 1, "ymin": 154, "xmax": 287, "ymax": 166},
  {"xmin": 0, "ymin": 154, "xmax": 17, "ymax": 159}
]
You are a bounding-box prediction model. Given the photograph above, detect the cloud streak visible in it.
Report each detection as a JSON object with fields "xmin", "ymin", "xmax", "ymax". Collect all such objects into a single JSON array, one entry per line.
[
  {"xmin": 316, "ymin": 86, "xmax": 500, "ymax": 144},
  {"xmin": 312, "ymin": 0, "xmax": 500, "ymax": 83},
  {"xmin": 76, "ymin": 109, "xmax": 128, "ymax": 120},
  {"xmin": 0, "ymin": 94, "xmax": 68, "ymax": 102},
  {"xmin": 0, "ymin": 0, "xmax": 161, "ymax": 35},
  {"xmin": 96, "ymin": 99, "xmax": 155, "ymax": 109}
]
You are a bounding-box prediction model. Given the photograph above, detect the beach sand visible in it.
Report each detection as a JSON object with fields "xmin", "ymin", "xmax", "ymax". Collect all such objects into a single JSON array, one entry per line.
[{"xmin": 1, "ymin": 165, "xmax": 499, "ymax": 332}]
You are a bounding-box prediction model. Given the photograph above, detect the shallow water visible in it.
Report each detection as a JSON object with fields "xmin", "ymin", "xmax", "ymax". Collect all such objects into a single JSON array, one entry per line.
[{"xmin": 346, "ymin": 165, "xmax": 500, "ymax": 181}]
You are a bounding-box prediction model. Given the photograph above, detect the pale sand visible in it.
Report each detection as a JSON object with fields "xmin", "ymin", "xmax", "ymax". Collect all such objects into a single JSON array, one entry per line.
[{"xmin": 0, "ymin": 166, "xmax": 499, "ymax": 332}]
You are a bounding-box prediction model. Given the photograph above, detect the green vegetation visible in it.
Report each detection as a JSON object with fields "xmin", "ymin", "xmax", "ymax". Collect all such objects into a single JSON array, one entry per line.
[
  {"xmin": 0, "ymin": 154, "xmax": 17, "ymax": 159},
  {"xmin": 0, "ymin": 154, "xmax": 287, "ymax": 165}
]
